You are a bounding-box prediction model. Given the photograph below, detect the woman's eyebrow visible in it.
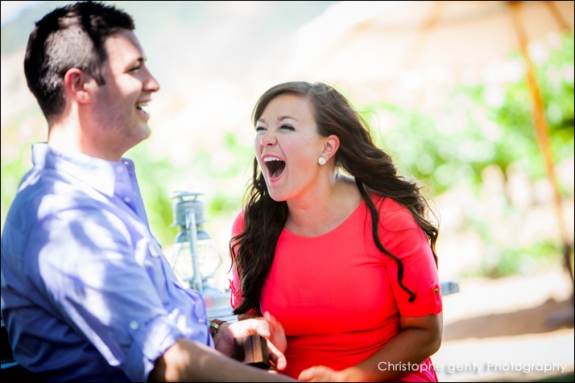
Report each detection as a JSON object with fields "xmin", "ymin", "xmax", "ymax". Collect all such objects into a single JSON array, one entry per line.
[
  {"xmin": 278, "ymin": 116, "xmax": 298, "ymax": 122},
  {"xmin": 257, "ymin": 115, "xmax": 299, "ymax": 123}
]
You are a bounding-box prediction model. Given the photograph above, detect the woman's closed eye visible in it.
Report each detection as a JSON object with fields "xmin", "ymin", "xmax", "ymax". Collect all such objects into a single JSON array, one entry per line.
[{"xmin": 256, "ymin": 125, "xmax": 294, "ymax": 133}]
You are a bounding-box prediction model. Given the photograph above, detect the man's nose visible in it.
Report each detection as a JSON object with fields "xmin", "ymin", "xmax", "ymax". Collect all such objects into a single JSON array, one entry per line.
[{"xmin": 143, "ymin": 68, "xmax": 160, "ymax": 92}]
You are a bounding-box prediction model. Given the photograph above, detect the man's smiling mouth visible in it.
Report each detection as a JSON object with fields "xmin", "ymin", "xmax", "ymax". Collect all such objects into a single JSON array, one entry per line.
[{"xmin": 136, "ymin": 102, "xmax": 149, "ymax": 117}]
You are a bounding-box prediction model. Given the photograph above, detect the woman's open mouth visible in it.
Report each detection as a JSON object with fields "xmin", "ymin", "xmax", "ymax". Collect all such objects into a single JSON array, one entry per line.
[{"xmin": 264, "ymin": 157, "xmax": 286, "ymax": 180}]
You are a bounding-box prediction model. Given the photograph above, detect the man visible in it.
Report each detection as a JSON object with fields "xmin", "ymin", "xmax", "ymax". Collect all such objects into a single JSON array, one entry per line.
[{"xmin": 0, "ymin": 2, "xmax": 292, "ymax": 381}]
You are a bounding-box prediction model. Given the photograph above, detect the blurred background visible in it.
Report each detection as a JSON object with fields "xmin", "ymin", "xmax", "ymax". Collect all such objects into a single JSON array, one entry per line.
[{"xmin": 1, "ymin": 1, "xmax": 573, "ymax": 381}]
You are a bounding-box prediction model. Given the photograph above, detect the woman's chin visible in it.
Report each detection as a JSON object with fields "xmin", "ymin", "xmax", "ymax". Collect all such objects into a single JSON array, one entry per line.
[{"xmin": 267, "ymin": 189, "xmax": 287, "ymax": 203}]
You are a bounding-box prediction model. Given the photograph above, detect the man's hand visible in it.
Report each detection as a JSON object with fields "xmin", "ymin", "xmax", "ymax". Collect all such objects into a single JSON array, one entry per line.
[{"xmin": 214, "ymin": 312, "xmax": 287, "ymax": 371}]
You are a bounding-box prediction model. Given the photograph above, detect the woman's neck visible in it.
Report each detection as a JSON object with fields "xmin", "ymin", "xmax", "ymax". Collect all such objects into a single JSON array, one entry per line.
[{"xmin": 285, "ymin": 174, "xmax": 362, "ymax": 237}]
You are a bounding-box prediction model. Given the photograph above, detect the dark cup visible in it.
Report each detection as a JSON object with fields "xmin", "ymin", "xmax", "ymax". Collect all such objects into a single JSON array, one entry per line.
[{"xmin": 234, "ymin": 334, "xmax": 270, "ymax": 369}]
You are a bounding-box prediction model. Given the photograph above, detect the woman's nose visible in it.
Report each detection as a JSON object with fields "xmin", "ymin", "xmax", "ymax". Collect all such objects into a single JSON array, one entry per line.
[{"xmin": 260, "ymin": 130, "xmax": 277, "ymax": 146}]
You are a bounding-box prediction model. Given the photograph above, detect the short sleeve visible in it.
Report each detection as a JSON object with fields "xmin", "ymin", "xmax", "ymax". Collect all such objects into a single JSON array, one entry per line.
[
  {"xmin": 229, "ymin": 211, "xmax": 257, "ymax": 315},
  {"xmin": 378, "ymin": 199, "xmax": 442, "ymax": 317}
]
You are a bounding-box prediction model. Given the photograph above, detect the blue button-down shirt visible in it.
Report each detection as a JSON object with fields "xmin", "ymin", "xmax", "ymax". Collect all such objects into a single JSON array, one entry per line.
[{"xmin": 1, "ymin": 143, "xmax": 213, "ymax": 382}]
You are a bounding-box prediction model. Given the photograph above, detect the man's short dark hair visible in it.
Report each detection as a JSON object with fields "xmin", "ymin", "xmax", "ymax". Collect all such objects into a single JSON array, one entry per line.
[{"xmin": 24, "ymin": 1, "xmax": 135, "ymax": 122}]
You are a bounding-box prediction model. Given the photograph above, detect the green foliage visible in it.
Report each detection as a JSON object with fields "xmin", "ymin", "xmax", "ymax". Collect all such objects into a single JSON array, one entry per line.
[
  {"xmin": 459, "ymin": 205, "xmax": 566, "ymax": 278},
  {"xmin": 361, "ymin": 33, "xmax": 574, "ymax": 278},
  {"xmin": 126, "ymin": 130, "xmax": 254, "ymax": 247},
  {"xmin": 1, "ymin": 156, "xmax": 29, "ymax": 230},
  {"xmin": 363, "ymin": 33, "xmax": 574, "ymax": 200},
  {"xmin": 125, "ymin": 141, "xmax": 184, "ymax": 246},
  {"xmin": 490, "ymin": 34, "xmax": 574, "ymax": 182},
  {"xmin": 199, "ymin": 131, "xmax": 253, "ymax": 220},
  {"xmin": 362, "ymin": 100, "xmax": 493, "ymax": 195},
  {"xmin": 1, "ymin": 110, "xmax": 45, "ymax": 233},
  {"xmin": 465, "ymin": 239, "xmax": 564, "ymax": 279}
]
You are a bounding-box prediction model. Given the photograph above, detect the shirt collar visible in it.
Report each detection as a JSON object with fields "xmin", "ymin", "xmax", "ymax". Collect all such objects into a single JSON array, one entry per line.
[{"xmin": 32, "ymin": 143, "xmax": 134, "ymax": 198}]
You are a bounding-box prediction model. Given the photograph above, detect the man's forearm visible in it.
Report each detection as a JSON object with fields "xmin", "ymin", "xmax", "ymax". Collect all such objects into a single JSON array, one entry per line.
[{"xmin": 149, "ymin": 338, "xmax": 294, "ymax": 382}]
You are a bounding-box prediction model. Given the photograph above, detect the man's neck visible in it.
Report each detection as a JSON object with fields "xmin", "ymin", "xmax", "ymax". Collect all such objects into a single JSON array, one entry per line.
[{"xmin": 48, "ymin": 120, "xmax": 124, "ymax": 162}]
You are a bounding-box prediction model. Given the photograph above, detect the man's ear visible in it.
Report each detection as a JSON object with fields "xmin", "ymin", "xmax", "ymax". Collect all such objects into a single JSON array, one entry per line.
[
  {"xmin": 321, "ymin": 134, "xmax": 340, "ymax": 161},
  {"xmin": 63, "ymin": 68, "xmax": 92, "ymax": 104}
]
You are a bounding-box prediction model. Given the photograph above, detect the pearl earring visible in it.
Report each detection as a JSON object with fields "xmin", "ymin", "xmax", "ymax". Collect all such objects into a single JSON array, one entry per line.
[{"xmin": 318, "ymin": 156, "xmax": 327, "ymax": 165}]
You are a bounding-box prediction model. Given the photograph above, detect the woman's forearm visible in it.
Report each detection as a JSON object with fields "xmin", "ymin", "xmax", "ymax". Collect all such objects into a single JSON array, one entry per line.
[{"xmin": 341, "ymin": 314, "xmax": 443, "ymax": 382}]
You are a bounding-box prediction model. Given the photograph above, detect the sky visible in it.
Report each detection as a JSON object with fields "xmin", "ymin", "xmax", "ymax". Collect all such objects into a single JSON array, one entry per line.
[{"xmin": 0, "ymin": 1, "xmax": 40, "ymax": 25}]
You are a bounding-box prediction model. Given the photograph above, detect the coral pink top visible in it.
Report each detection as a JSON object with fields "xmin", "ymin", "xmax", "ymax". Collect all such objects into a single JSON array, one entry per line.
[{"xmin": 230, "ymin": 196, "xmax": 442, "ymax": 381}]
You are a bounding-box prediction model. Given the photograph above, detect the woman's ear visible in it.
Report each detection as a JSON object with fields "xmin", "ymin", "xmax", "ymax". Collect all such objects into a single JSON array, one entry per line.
[
  {"xmin": 321, "ymin": 134, "xmax": 340, "ymax": 161},
  {"xmin": 63, "ymin": 68, "xmax": 92, "ymax": 104}
]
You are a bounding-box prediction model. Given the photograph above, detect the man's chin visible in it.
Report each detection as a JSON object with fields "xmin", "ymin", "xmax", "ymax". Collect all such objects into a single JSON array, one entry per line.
[
  {"xmin": 136, "ymin": 124, "xmax": 152, "ymax": 140},
  {"xmin": 141, "ymin": 125, "xmax": 152, "ymax": 140},
  {"xmin": 125, "ymin": 126, "xmax": 151, "ymax": 151}
]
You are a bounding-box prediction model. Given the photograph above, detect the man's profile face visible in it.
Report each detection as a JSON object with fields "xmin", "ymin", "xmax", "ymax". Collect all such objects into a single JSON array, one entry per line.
[{"xmin": 90, "ymin": 29, "xmax": 160, "ymax": 151}]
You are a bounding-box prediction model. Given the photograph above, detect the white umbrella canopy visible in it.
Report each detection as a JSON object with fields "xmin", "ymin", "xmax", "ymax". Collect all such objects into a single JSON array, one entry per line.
[
  {"xmin": 292, "ymin": 1, "xmax": 574, "ymax": 84},
  {"xmin": 291, "ymin": 0, "xmax": 574, "ymax": 283}
]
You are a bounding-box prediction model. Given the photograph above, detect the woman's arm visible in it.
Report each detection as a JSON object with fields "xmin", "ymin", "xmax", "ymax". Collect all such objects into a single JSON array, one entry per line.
[{"xmin": 298, "ymin": 312, "xmax": 443, "ymax": 382}]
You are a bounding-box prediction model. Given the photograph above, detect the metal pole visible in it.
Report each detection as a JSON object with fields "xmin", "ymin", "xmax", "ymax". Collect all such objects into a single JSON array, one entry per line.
[{"xmin": 509, "ymin": 1, "xmax": 573, "ymax": 284}]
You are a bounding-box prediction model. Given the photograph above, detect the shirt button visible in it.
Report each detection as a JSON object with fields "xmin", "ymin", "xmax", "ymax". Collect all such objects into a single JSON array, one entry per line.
[
  {"xmin": 116, "ymin": 166, "xmax": 124, "ymax": 173},
  {"xmin": 130, "ymin": 321, "xmax": 139, "ymax": 330},
  {"xmin": 124, "ymin": 197, "xmax": 132, "ymax": 203}
]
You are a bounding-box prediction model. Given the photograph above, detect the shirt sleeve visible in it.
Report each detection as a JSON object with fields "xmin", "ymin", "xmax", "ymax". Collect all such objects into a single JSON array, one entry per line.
[
  {"xmin": 25, "ymin": 205, "xmax": 183, "ymax": 382},
  {"xmin": 228, "ymin": 211, "xmax": 257, "ymax": 315},
  {"xmin": 378, "ymin": 199, "xmax": 442, "ymax": 317}
]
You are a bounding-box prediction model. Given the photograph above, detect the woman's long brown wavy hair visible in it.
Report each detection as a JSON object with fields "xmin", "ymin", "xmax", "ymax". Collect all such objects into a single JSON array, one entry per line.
[{"xmin": 230, "ymin": 82, "xmax": 439, "ymax": 315}]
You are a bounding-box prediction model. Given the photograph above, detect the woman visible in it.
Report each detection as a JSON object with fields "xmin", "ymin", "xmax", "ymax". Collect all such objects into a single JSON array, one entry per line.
[{"xmin": 229, "ymin": 82, "xmax": 442, "ymax": 382}]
